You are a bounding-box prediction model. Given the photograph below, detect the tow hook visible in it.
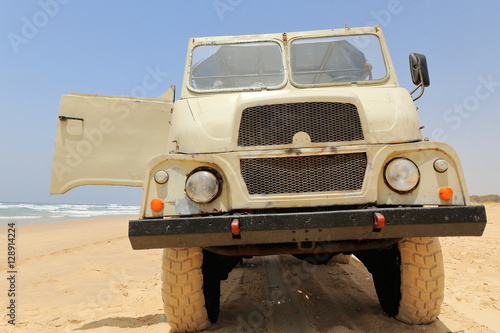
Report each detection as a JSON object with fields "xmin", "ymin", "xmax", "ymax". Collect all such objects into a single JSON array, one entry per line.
[{"xmin": 373, "ymin": 212, "xmax": 386, "ymax": 231}]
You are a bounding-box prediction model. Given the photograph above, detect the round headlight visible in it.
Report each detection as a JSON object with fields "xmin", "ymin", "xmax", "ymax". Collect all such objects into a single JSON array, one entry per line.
[
  {"xmin": 384, "ymin": 158, "xmax": 420, "ymax": 193},
  {"xmin": 185, "ymin": 169, "xmax": 221, "ymax": 203}
]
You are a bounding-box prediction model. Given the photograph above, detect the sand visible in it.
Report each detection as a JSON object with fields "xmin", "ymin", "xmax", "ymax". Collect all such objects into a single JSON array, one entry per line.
[{"xmin": 1, "ymin": 205, "xmax": 498, "ymax": 333}]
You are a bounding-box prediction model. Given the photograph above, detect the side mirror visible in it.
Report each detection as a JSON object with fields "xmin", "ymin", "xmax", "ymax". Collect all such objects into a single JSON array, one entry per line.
[{"xmin": 409, "ymin": 53, "xmax": 430, "ymax": 101}]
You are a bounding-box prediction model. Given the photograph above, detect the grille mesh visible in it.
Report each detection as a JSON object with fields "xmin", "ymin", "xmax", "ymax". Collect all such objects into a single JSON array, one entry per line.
[
  {"xmin": 238, "ymin": 102, "xmax": 363, "ymax": 146},
  {"xmin": 240, "ymin": 153, "xmax": 367, "ymax": 195}
]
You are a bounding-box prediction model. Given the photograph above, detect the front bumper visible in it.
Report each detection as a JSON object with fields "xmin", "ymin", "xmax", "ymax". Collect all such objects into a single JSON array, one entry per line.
[{"xmin": 129, "ymin": 205, "xmax": 487, "ymax": 250}]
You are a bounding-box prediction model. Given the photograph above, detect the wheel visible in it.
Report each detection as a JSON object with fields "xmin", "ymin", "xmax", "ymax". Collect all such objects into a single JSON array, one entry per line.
[
  {"xmin": 161, "ymin": 248, "xmax": 241, "ymax": 332},
  {"xmin": 161, "ymin": 248, "xmax": 211, "ymax": 332},
  {"xmin": 330, "ymin": 253, "xmax": 351, "ymax": 264},
  {"xmin": 355, "ymin": 237, "xmax": 444, "ymax": 324}
]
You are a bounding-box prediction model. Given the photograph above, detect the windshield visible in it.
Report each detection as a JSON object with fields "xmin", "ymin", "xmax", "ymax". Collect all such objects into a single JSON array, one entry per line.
[
  {"xmin": 290, "ymin": 35, "xmax": 387, "ymax": 85},
  {"xmin": 190, "ymin": 41, "xmax": 286, "ymax": 92},
  {"xmin": 188, "ymin": 34, "xmax": 388, "ymax": 92}
]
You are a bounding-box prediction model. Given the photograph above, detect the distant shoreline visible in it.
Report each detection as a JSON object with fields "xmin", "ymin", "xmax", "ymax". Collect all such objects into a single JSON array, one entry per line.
[
  {"xmin": 0, "ymin": 214, "xmax": 139, "ymax": 226},
  {"xmin": 0, "ymin": 202, "xmax": 140, "ymax": 226}
]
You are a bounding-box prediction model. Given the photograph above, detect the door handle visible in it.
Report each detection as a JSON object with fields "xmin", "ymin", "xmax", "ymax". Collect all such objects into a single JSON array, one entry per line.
[{"xmin": 59, "ymin": 115, "xmax": 84, "ymax": 121}]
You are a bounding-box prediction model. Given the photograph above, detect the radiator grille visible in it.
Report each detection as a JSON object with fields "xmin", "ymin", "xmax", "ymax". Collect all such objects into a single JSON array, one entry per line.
[
  {"xmin": 238, "ymin": 102, "xmax": 363, "ymax": 146},
  {"xmin": 240, "ymin": 153, "xmax": 367, "ymax": 195}
]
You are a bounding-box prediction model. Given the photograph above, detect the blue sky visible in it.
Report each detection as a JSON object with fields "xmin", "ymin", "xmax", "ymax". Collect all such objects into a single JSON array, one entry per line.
[{"xmin": 1, "ymin": 0, "xmax": 499, "ymax": 205}]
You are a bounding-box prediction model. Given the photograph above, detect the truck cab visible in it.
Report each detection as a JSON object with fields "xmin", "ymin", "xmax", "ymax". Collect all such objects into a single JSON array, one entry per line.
[{"xmin": 51, "ymin": 26, "xmax": 486, "ymax": 332}]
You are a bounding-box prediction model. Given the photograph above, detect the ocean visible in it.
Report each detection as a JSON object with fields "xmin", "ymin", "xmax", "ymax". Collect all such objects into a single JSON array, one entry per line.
[{"xmin": 0, "ymin": 202, "xmax": 140, "ymax": 225}]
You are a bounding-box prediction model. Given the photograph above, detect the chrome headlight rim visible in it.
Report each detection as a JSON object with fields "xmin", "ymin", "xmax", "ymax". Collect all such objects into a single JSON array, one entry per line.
[
  {"xmin": 185, "ymin": 167, "xmax": 223, "ymax": 204},
  {"xmin": 384, "ymin": 157, "xmax": 420, "ymax": 194}
]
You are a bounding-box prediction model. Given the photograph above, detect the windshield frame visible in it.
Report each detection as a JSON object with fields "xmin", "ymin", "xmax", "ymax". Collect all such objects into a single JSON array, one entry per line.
[
  {"xmin": 187, "ymin": 39, "xmax": 288, "ymax": 93},
  {"xmin": 183, "ymin": 28, "xmax": 394, "ymax": 96},
  {"xmin": 288, "ymin": 33, "xmax": 389, "ymax": 88}
]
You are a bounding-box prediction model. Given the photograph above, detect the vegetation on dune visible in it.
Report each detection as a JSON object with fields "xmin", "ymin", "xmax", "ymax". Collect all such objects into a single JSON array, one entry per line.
[{"xmin": 470, "ymin": 194, "xmax": 500, "ymax": 203}]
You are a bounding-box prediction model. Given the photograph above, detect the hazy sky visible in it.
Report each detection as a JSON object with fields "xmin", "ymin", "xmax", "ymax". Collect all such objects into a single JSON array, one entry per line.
[{"xmin": 1, "ymin": 1, "xmax": 499, "ymax": 205}]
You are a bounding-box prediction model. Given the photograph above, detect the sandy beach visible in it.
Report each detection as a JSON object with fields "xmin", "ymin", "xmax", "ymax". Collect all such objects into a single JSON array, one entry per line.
[{"xmin": 1, "ymin": 205, "xmax": 498, "ymax": 333}]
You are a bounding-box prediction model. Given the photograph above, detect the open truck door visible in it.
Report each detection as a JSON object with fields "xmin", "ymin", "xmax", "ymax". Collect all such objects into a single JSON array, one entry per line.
[{"xmin": 50, "ymin": 86, "xmax": 174, "ymax": 194}]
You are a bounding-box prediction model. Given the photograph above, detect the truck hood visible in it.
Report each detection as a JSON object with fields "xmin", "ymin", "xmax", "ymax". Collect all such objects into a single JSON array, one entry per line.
[{"xmin": 168, "ymin": 86, "xmax": 422, "ymax": 154}]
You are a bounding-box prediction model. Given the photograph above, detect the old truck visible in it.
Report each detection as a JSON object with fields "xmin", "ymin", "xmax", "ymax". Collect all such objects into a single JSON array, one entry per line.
[{"xmin": 51, "ymin": 26, "xmax": 487, "ymax": 332}]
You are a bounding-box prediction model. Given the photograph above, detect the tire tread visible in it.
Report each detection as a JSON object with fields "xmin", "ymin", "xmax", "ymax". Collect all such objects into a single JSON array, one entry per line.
[
  {"xmin": 396, "ymin": 237, "xmax": 444, "ymax": 324},
  {"xmin": 161, "ymin": 248, "xmax": 210, "ymax": 332}
]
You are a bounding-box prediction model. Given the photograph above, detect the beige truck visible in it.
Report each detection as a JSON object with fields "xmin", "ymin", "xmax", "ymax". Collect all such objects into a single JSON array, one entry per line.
[{"xmin": 51, "ymin": 26, "xmax": 487, "ymax": 332}]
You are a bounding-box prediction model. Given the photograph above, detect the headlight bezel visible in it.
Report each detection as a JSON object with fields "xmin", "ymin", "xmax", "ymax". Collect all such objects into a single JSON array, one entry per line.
[
  {"xmin": 185, "ymin": 167, "xmax": 223, "ymax": 204},
  {"xmin": 384, "ymin": 157, "xmax": 420, "ymax": 194}
]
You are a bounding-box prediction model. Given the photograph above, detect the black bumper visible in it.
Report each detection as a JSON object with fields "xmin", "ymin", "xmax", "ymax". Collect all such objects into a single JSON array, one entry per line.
[{"xmin": 129, "ymin": 205, "xmax": 487, "ymax": 250}]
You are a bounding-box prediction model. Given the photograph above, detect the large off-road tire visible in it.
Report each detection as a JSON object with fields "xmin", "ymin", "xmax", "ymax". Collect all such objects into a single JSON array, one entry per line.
[
  {"xmin": 161, "ymin": 248, "xmax": 211, "ymax": 332},
  {"xmin": 162, "ymin": 248, "xmax": 241, "ymax": 332},
  {"xmin": 356, "ymin": 237, "xmax": 444, "ymax": 324},
  {"xmin": 396, "ymin": 237, "xmax": 445, "ymax": 323}
]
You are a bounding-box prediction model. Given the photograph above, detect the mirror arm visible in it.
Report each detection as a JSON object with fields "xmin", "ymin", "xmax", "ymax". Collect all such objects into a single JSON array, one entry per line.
[{"xmin": 411, "ymin": 70, "xmax": 425, "ymax": 101}]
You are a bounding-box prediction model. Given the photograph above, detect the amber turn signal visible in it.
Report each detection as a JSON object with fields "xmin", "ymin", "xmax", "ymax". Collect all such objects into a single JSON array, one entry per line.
[
  {"xmin": 151, "ymin": 198, "xmax": 165, "ymax": 211},
  {"xmin": 439, "ymin": 186, "xmax": 454, "ymax": 200}
]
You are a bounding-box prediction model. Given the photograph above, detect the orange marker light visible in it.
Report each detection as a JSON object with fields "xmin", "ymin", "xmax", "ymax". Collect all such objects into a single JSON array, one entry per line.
[
  {"xmin": 439, "ymin": 186, "xmax": 454, "ymax": 200},
  {"xmin": 150, "ymin": 198, "xmax": 165, "ymax": 211}
]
